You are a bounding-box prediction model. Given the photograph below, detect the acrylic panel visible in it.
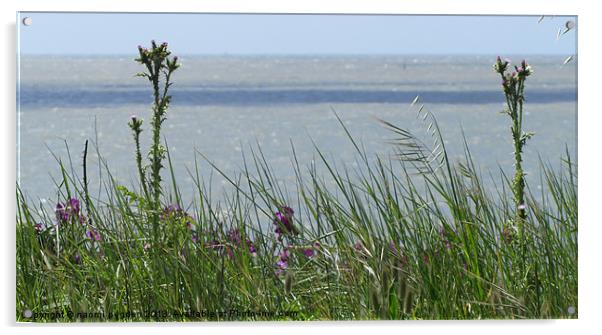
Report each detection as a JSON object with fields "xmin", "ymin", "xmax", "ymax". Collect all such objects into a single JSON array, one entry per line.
[{"xmin": 16, "ymin": 12, "xmax": 577, "ymax": 322}]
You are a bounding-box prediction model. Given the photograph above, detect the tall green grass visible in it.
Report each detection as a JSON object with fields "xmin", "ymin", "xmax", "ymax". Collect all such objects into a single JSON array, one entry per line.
[{"xmin": 16, "ymin": 47, "xmax": 577, "ymax": 321}]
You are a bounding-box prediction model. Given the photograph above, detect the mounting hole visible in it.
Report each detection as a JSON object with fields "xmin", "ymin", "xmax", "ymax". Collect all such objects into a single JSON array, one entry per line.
[
  {"xmin": 22, "ymin": 17, "xmax": 32, "ymax": 26},
  {"xmin": 567, "ymin": 306, "xmax": 576, "ymax": 315}
]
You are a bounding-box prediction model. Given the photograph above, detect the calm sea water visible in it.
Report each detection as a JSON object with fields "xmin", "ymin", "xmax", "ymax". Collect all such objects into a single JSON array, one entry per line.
[{"xmin": 17, "ymin": 55, "xmax": 577, "ymax": 205}]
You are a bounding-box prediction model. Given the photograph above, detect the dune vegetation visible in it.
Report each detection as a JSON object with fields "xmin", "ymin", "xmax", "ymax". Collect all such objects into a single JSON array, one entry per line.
[{"xmin": 16, "ymin": 42, "xmax": 577, "ymax": 321}]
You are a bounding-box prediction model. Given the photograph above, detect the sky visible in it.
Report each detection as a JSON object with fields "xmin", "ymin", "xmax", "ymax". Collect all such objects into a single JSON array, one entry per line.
[{"xmin": 17, "ymin": 13, "xmax": 576, "ymax": 55}]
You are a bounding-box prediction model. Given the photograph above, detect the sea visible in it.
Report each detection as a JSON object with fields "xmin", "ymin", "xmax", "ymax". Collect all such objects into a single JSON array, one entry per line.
[{"xmin": 17, "ymin": 55, "xmax": 577, "ymax": 207}]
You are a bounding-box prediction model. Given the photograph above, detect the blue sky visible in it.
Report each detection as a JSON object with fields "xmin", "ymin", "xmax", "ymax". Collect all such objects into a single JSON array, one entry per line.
[{"xmin": 18, "ymin": 13, "xmax": 576, "ymax": 55}]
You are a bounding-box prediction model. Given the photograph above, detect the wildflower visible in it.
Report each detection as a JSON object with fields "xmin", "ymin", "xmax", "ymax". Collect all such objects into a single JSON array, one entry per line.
[
  {"xmin": 275, "ymin": 248, "xmax": 290, "ymax": 276},
  {"xmin": 128, "ymin": 114, "xmax": 143, "ymax": 130},
  {"xmin": 247, "ymin": 240, "xmax": 257, "ymax": 257},
  {"xmin": 225, "ymin": 246, "xmax": 234, "ymax": 259},
  {"xmin": 86, "ymin": 229, "xmax": 102, "ymax": 242},
  {"xmin": 516, "ymin": 60, "xmax": 533, "ymax": 78},
  {"xmin": 191, "ymin": 232, "xmax": 199, "ymax": 243},
  {"xmin": 73, "ymin": 252, "xmax": 82, "ymax": 264},
  {"xmin": 517, "ymin": 203, "xmax": 527, "ymax": 211},
  {"xmin": 67, "ymin": 198, "xmax": 81, "ymax": 214},
  {"xmin": 161, "ymin": 204, "xmax": 182, "ymax": 219},
  {"xmin": 302, "ymin": 248, "xmax": 315, "ymax": 258},
  {"xmin": 55, "ymin": 203, "xmax": 68, "ymax": 223},
  {"xmin": 55, "ymin": 198, "xmax": 85, "ymax": 225},
  {"xmin": 493, "ymin": 56, "xmax": 510, "ymax": 74},
  {"xmin": 273, "ymin": 206, "xmax": 297, "ymax": 240},
  {"xmin": 33, "ymin": 222, "xmax": 43, "ymax": 234},
  {"xmin": 226, "ymin": 228, "xmax": 242, "ymax": 246},
  {"xmin": 161, "ymin": 204, "xmax": 194, "ymax": 229}
]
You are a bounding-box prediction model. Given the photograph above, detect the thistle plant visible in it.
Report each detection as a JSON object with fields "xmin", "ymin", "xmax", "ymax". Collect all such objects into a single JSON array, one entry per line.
[
  {"xmin": 132, "ymin": 41, "xmax": 180, "ymax": 236},
  {"xmin": 493, "ymin": 57, "xmax": 534, "ymax": 248},
  {"xmin": 128, "ymin": 115, "xmax": 148, "ymax": 199}
]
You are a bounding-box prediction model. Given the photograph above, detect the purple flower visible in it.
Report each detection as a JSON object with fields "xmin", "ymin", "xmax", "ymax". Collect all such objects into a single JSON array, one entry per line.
[
  {"xmin": 34, "ymin": 223, "xmax": 43, "ymax": 234},
  {"xmin": 227, "ymin": 229, "xmax": 242, "ymax": 246},
  {"xmin": 162, "ymin": 204, "xmax": 194, "ymax": 229},
  {"xmin": 191, "ymin": 233, "xmax": 199, "ymax": 243},
  {"xmin": 86, "ymin": 229, "xmax": 102, "ymax": 242},
  {"xmin": 302, "ymin": 248, "xmax": 315, "ymax": 258},
  {"xmin": 275, "ymin": 248, "xmax": 290, "ymax": 276},
  {"xmin": 55, "ymin": 203, "xmax": 68, "ymax": 223},
  {"xmin": 73, "ymin": 252, "xmax": 82, "ymax": 264},
  {"xmin": 162, "ymin": 204, "xmax": 182, "ymax": 218},
  {"xmin": 67, "ymin": 198, "xmax": 80, "ymax": 214},
  {"xmin": 276, "ymin": 259, "xmax": 288, "ymax": 269},
  {"xmin": 493, "ymin": 56, "xmax": 510, "ymax": 74},
  {"xmin": 273, "ymin": 206, "xmax": 297, "ymax": 240},
  {"xmin": 389, "ymin": 241, "xmax": 409, "ymax": 266},
  {"xmin": 225, "ymin": 246, "xmax": 234, "ymax": 259},
  {"xmin": 55, "ymin": 198, "xmax": 84, "ymax": 225},
  {"xmin": 280, "ymin": 248, "xmax": 290, "ymax": 261},
  {"xmin": 247, "ymin": 240, "xmax": 257, "ymax": 257}
]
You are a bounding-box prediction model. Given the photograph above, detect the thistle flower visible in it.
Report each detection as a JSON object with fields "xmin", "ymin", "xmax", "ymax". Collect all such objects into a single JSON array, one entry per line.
[
  {"xmin": 128, "ymin": 114, "xmax": 143, "ymax": 131},
  {"xmin": 516, "ymin": 60, "xmax": 533, "ymax": 78},
  {"xmin": 493, "ymin": 56, "xmax": 510, "ymax": 74}
]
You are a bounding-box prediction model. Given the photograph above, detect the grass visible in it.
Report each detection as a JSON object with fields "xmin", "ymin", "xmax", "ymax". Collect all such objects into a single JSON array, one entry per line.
[{"xmin": 15, "ymin": 46, "xmax": 577, "ymax": 321}]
